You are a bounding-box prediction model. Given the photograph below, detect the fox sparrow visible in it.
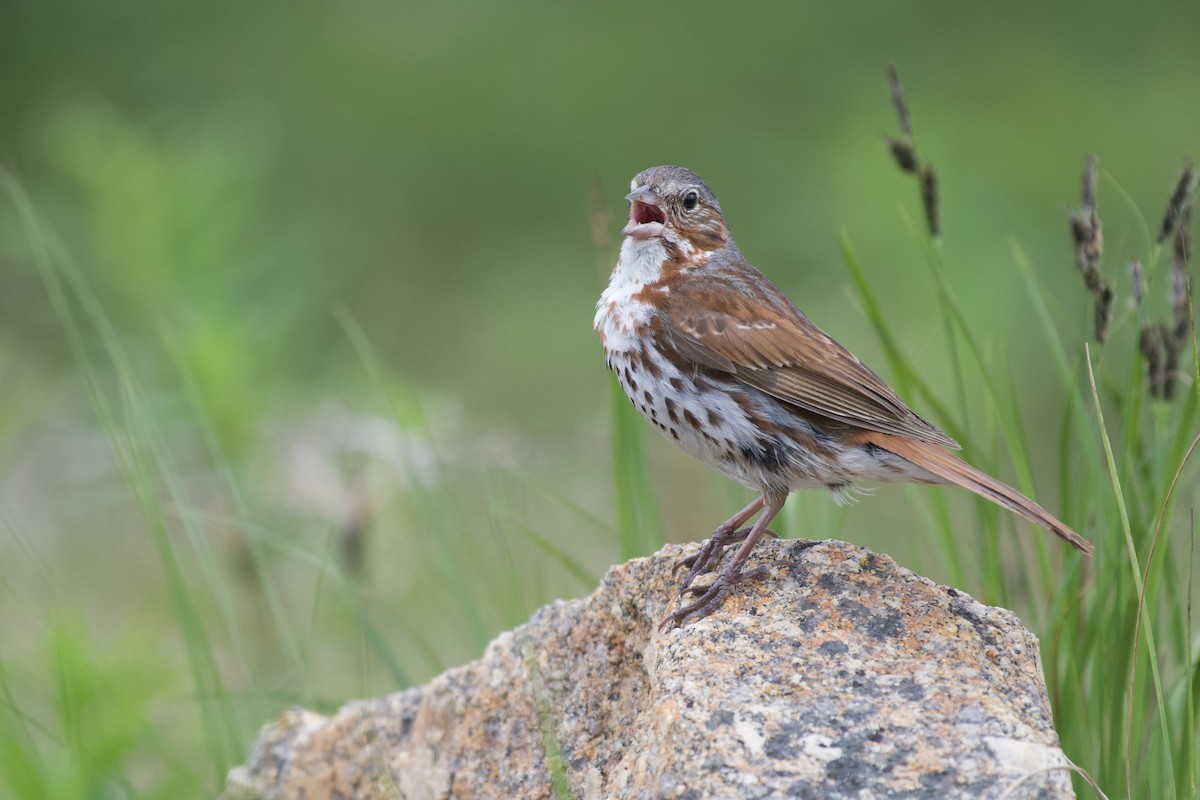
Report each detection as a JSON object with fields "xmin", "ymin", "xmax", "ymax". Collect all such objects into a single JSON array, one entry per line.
[{"xmin": 594, "ymin": 165, "xmax": 1093, "ymax": 628}]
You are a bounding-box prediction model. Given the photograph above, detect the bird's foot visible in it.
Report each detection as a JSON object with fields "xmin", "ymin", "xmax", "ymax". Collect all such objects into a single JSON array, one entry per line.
[
  {"xmin": 673, "ymin": 526, "xmax": 779, "ymax": 590},
  {"xmin": 660, "ymin": 559, "xmax": 791, "ymax": 630}
]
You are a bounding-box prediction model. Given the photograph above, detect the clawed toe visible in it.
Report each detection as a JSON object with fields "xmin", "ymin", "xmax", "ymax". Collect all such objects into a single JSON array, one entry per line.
[
  {"xmin": 661, "ymin": 497, "xmax": 788, "ymax": 629},
  {"xmin": 672, "ymin": 553, "xmax": 700, "ymax": 576},
  {"xmin": 678, "ymin": 560, "xmax": 789, "ymax": 597},
  {"xmin": 663, "ymin": 579, "xmax": 733, "ymax": 629},
  {"xmin": 662, "ymin": 559, "xmax": 792, "ymax": 629},
  {"xmin": 675, "ymin": 525, "xmax": 765, "ymax": 588}
]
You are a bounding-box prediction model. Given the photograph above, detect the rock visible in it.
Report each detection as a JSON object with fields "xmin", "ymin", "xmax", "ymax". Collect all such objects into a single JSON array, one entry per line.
[{"xmin": 223, "ymin": 539, "xmax": 1075, "ymax": 799}]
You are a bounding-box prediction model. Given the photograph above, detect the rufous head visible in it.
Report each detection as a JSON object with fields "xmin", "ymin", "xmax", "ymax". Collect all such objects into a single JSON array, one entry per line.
[{"xmin": 622, "ymin": 166, "xmax": 731, "ymax": 252}]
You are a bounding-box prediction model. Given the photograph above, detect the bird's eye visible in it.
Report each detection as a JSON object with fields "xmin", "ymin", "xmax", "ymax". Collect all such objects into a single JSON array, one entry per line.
[{"xmin": 683, "ymin": 190, "xmax": 699, "ymax": 211}]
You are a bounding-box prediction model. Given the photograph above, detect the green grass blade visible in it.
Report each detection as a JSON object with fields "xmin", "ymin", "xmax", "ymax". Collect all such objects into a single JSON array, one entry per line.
[
  {"xmin": 521, "ymin": 631, "xmax": 574, "ymax": 799},
  {"xmin": 516, "ymin": 522, "xmax": 597, "ymax": 591},
  {"xmin": 5, "ymin": 172, "xmax": 244, "ymax": 784},
  {"xmin": 609, "ymin": 381, "xmax": 664, "ymax": 560},
  {"xmin": 156, "ymin": 317, "xmax": 307, "ymax": 686},
  {"xmin": 839, "ymin": 231, "xmax": 959, "ymax": 434},
  {"xmin": 1086, "ymin": 347, "xmax": 1173, "ymax": 799},
  {"xmin": 333, "ymin": 304, "xmax": 492, "ymax": 650}
]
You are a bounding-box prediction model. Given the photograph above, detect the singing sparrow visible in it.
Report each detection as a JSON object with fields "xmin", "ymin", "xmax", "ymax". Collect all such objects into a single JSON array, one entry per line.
[{"xmin": 594, "ymin": 165, "xmax": 1092, "ymax": 627}]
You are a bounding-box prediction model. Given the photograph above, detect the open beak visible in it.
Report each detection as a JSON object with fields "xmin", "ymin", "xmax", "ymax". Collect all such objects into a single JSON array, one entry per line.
[{"xmin": 622, "ymin": 185, "xmax": 666, "ymax": 239}]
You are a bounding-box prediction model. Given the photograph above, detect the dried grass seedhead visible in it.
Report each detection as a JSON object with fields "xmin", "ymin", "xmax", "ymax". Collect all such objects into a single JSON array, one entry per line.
[
  {"xmin": 887, "ymin": 64, "xmax": 912, "ymax": 139},
  {"xmin": 1068, "ymin": 154, "xmax": 1111, "ymax": 343},
  {"xmin": 1172, "ymin": 207, "xmax": 1192, "ymax": 337},
  {"xmin": 1139, "ymin": 324, "xmax": 1169, "ymax": 397},
  {"xmin": 919, "ymin": 164, "xmax": 940, "ymax": 238},
  {"xmin": 1140, "ymin": 320, "xmax": 1187, "ymax": 400},
  {"xmin": 886, "ymin": 137, "xmax": 919, "ymax": 173},
  {"xmin": 1157, "ymin": 158, "xmax": 1197, "ymax": 244},
  {"xmin": 1069, "ymin": 207, "xmax": 1104, "ymax": 275},
  {"xmin": 884, "ymin": 66, "xmax": 939, "ymax": 238},
  {"xmin": 1081, "ymin": 152, "xmax": 1098, "ymax": 211},
  {"xmin": 1094, "ymin": 283, "xmax": 1115, "ymax": 346},
  {"xmin": 1139, "ymin": 167, "xmax": 1194, "ymax": 400}
]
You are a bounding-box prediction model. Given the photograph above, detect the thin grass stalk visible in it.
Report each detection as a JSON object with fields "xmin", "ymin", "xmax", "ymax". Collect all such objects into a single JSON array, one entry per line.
[
  {"xmin": 1104, "ymin": 170, "xmax": 1159, "ymax": 272},
  {"xmin": 1086, "ymin": 347, "xmax": 1174, "ymax": 799},
  {"xmin": 996, "ymin": 761, "xmax": 1109, "ymax": 800},
  {"xmin": 840, "ymin": 232, "xmax": 968, "ymax": 586},
  {"xmin": 119, "ymin": 348, "xmax": 245, "ymax": 776},
  {"xmin": 334, "ymin": 305, "xmax": 492, "ymax": 652},
  {"xmin": 157, "ymin": 318, "xmax": 305, "ymax": 682},
  {"xmin": 304, "ymin": 493, "xmax": 415, "ymax": 690},
  {"xmin": 507, "ymin": 463, "xmax": 614, "ymax": 537},
  {"xmin": 516, "ymin": 521, "xmax": 596, "ymax": 591},
  {"xmin": 903, "ymin": 212, "xmax": 1058, "ymax": 593},
  {"xmin": 484, "ymin": 471, "xmax": 538, "ymax": 628},
  {"xmin": 1000, "ymin": 369, "xmax": 1048, "ymax": 612},
  {"xmin": 0, "ymin": 647, "xmax": 44, "ymax": 780},
  {"xmin": 1186, "ymin": 526, "xmax": 1197, "ymax": 798},
  {"xmin": 521, "ymin": 631, "xmax": 574, "ymax": 799},
  {"xmin": 593, "ymin": 180, "xmax": 664, "ymax": 560},
  {"xmin": 1012, "ymin": 244, "xmax": 1105, "ymax": 468},
  {"xmin": 1130, "ymin": 438, "xmax": 1198, "ymax": 795},
  {"xmin": 609, "ymin": 382, "xmax": 665, "ymax": 560},
  {"xmin": 5, "ymin": 173, "xmax": 243, "ymax": 782},
  {"xmin": 839, "ymin": 232, "xmax": 957, "ymax": 431},
  {"xmin": 487, "ymin": 482, "xmax": 571, "ymax": 796},
  {"xmin": 356, "ymin": 606, "xmax": 412, "ymax": 690},
  {"xmin": 913, "ymin": 217, "xmax": 1041, "ymax": 496}
]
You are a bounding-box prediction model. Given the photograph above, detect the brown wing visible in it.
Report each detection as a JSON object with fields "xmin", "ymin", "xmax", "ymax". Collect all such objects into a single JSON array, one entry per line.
[{"xmin": 663, "ymin": 272, "xmax": 960, "ymax": 449}]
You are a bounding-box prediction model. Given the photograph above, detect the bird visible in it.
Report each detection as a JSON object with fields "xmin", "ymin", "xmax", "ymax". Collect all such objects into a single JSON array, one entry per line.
[{"xmin": 593, "ymin": 165, "xmax": 1093, "ymax": 628}]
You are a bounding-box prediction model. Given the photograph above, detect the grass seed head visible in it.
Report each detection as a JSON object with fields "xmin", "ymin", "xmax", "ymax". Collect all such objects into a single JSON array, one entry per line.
[
  {"xmin": 887, "ymin": 64, "xmax": 913, "ymax": 138},
  {"xmin": 919, "ymin": 163, "xmax": 940, "ymax": 237},
  {"xmin": 887, "ymin": 136, "xmax": 919, "ymax": 173},
  {"xmin": 1157, "ymin": 158, "xmax": 1197, "ymax": 244}
]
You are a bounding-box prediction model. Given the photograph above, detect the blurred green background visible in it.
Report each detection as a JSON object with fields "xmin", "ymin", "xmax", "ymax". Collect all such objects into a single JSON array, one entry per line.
[{"xmin": 2, "ymin": 1, "xmax": 1199, "ymax": 796}]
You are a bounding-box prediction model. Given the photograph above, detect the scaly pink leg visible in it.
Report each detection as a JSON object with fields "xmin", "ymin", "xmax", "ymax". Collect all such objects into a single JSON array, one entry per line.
[
  {"xmin": 663, "ymin": 497, "xmax": 790, "ymax": 628},
  {"xmin": 675, "ymin": 496, "xmax": 768, "ymax": 591}
]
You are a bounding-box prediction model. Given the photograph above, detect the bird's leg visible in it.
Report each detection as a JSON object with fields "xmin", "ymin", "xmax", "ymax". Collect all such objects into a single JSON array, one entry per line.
[
  {"xmin": 674, "ymin": 525, "xmax": 781, "ymax": 575},
  {"xmin": 675, "ymin": 496, "xmax": 769, "ymax": 590},
  {"xmin": 663, "ymin": 498, "xmax": 789, "ymax": 629}
]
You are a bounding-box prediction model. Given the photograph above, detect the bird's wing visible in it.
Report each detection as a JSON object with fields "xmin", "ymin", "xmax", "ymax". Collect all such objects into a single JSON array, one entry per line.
[{"xmin": 662, "ymin": 270, "xmax": 960, "ymax": 449}]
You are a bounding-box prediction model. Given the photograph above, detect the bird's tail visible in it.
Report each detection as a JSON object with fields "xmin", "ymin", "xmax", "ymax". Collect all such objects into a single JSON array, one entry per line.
[{"xmin": 867, "ymin": 433, "xmax": 1093, "ymax": 555}]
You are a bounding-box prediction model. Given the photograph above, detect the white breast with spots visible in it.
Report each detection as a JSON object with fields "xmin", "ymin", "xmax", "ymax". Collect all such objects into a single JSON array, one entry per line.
[
  {"xmin": 594, "ymin": 237, "xmax": 664, "ymax": 350},
  {"xmin": 596, "ymin": 238, "xmax": 765, "ymax": 489}
]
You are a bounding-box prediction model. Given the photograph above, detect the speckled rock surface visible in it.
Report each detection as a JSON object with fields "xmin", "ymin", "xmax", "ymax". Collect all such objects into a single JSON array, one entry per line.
[{"xmin": 223, "ymin": 539, "xmax": 1075, "ymax": 799}]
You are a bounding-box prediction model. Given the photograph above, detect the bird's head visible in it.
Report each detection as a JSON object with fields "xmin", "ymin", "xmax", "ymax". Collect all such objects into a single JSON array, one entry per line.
[{"xmin": 622, "ymin": 166, "xmax": 731, "ymax": 253}]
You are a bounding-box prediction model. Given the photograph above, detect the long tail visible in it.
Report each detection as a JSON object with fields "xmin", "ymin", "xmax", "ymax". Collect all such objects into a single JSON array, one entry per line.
[{"xmin": 867, "ymin": 433, "xmax": 1094, "ymax": 555}]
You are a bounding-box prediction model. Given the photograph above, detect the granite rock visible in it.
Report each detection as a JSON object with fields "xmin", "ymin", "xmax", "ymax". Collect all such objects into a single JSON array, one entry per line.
[{"xmin": 223, "ymin": 539, "xmax": 1075, "ymax": 799}]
